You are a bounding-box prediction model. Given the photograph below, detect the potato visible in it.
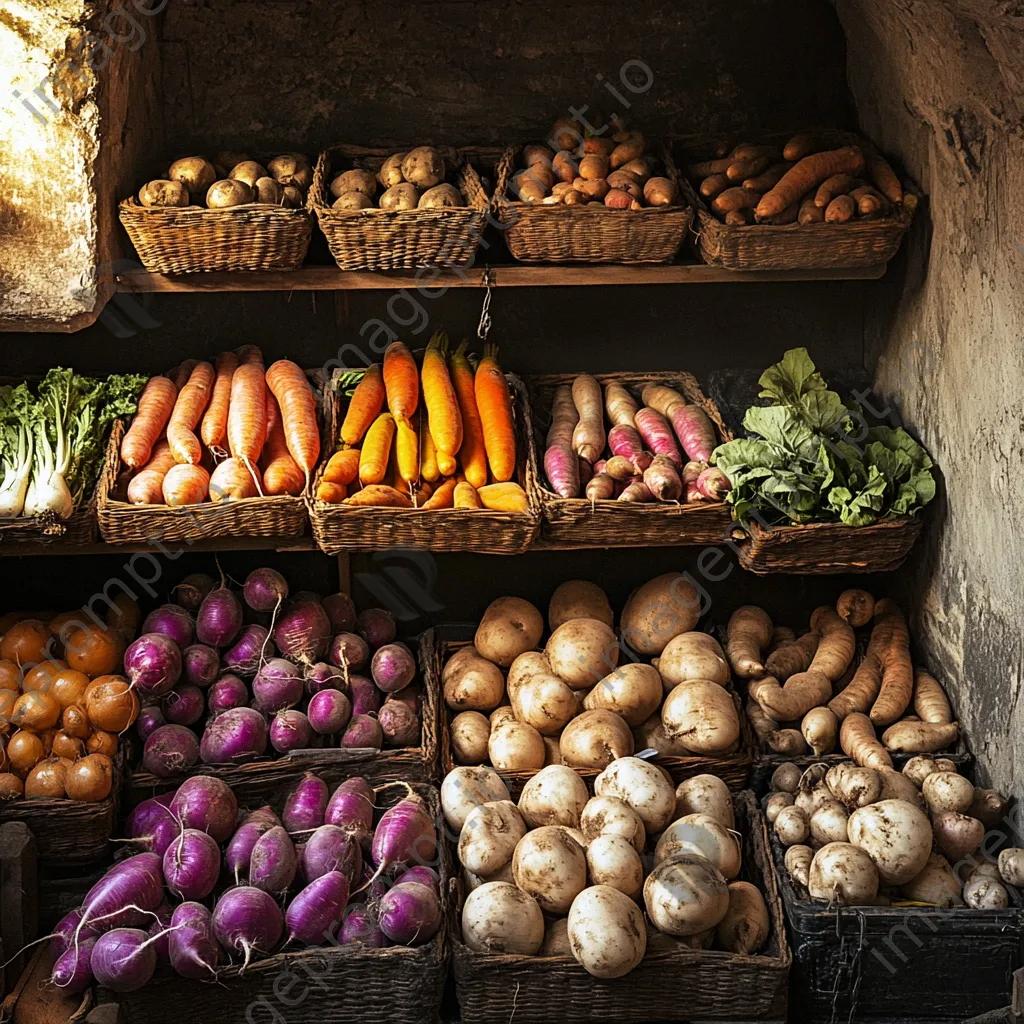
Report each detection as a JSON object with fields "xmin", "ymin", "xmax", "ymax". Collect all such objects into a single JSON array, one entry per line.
[
  {"xmin": 551, "ymin": 118, "xmax": 583, "ymax": 153},
  {"xmin": 658, "ymin": 632, "xmax": 729, "ymax": 689},
  {"xmin": 548, "ymin": 581, "xmax": 613, "ymax": 632},
  {"xmin": 138, "ymin": 180, "xmax": 189, "ymax": 208},
  {"xmin": 931, "ymin": 810, "xmax": 984, "ymax": 861},
  {"xmin": 523, "ymin": 143, "xmax": 554, "ymax": 166},
  {"xmin": 419, "ymin": 183, "xmax": 463, "ymax": 208},
  {"xmin": 458, "ymin": 799, "xmax": 526, "ymax": 875},
  {"xmin": 619, "ymin": 156, "xmax": 656, "ymax": 181},
  {"xmin": 252, "ymin": 177, "xmax": 284, "ymax": 204},
  {"xmin": 206, "ymin": 179, "xmax": 252, "ymax": 208},
  {"xmin": 507, "ymin": 651, "xmax": 552, "ymax": 693},
  {"xmin": 674, "ymin": 775, "xmax": 735, "ymax": 829},
  {"xmin": 401, "ymin": 146, "xmax": 446, "ymax": 189},
  {"xmin": 450, "ymin": 711, "xmax": 490, "ymax": 765},
  {"xmin": 229, "ymin": 160, "xmax": 268, "ymax": 188},
  {"xmin": 462, "ymin": 881, "xmax": 544, "ymax": 954},
  {"xmin": 330, "ymin": 169, "xmax": 377, "ymax": 199},
  {"xmin": 168, "ymin": 156, "xmax": 217, "ymax": 194},
  {"xmin": 965, "ymin": 875, "xmax": 1009, "ymax": 908},
  {"xmin": 632, "ymin": 714, "xmax": 694, "ymax": 757},
  {"xmin": 513, "ymin": 825, "xmax": 588, "ymax": 914},
  {"xmin": 998, "ymin": 848, "xmax": 1024, "ymax": 886},
  {"xmin": 902, "ymin": 755, "xmax": 939, "ymax": 787},
  {"xmin": 766, "ymin": 792, "xmax": 795, "ymax": 823},
  {"xmin": 922, "ymin": 772, "xmax": 974, "ymax": 813},
  {"xmin": 643, "ymin": 176, "xmax": 678, "ymax": 207},
  {"xmin": 513, "ymin": 673, "xmax": 576, "ymax": 735},
  {"xmin": 579, "ymin": 154, "xmax": 610, "ymax": 180},
  {"xmin": 580, "ymin": 795, "xmax": 646, "ymax": 853},
  {"xmin": 809, "ymin": 802, "xmax": 850, "ymax": 846},
  {"xmin": 379, "ymin": 152, "xmax": 407, "ymax": 189},
  {"xmin": 876, "ymin": 766, "xmax": 925, "ymax": 808},
  {"xmin": 443, "ymin": 646, "xmax": 505, "ymax": 712},
  {"xmin": 594, "ymin": 756, "xmax": 676, "ymax": 833},
  {"xmin": 379, "ymin": 183, "xmax": 420, "ymax": 210},
  {"xmin": 644, "ymin": 854, "xmax": 729, "ymax": 936},
  {"xmin": 716, "ymin": 881, "xmax": 769, "ymax": 954},
  {"xmin": 661, "ymin": 680, "xmax": 739, "ymax": 755},
  {"xmin": 489, "ymin": 705, "xmax": 516, "ymax": 728},
  {"xmin": 518, "ymin": 764, "xmax": 589, "ymax": 829},
  {"xmin": 212, "ymin": 151, "xmax": 250, "ymax": 175},
  {"xmin": 281, "ymin": 185, "xmax": 305, "ymax": 209},
  {"xmin": 560, "ymin": 710, "xmax": 633, "ymax": 770},
  {"xmin": 545, "ymin": 618, "xmax": 618, "ymax": 689},
  {"xmin": 655, "ymin": 815, "xmax": 741, "ymax": 878},
  {"xmin": 830, "ymin": 766, "xmax": 882, "ymax": 809},
  {"xmin": 774, "ymin": 805, "xmax": 809, "ymax": 847},
  {"xmin": 606, "ymin": 169, "xmax": 641, "ymax": 192},
  {"xmin": 620, "ymin": 574, "xmax": 702, "ymax": 656},
  {"xmin": 902, "ymin": 852, "xmax": 963, "ymax": 906},
  {"xmin": 488, "ymin": 720, "xmax": 545, "ymax": 771},
  {"xmin": 552, "ymin": 150, "xmax": 579, "ymax": 184},
  {"xmin": 513, "ymin": 177, "xmax": 547, "ymax": 203},
  {"xmin": 583, "ymin": 663, "xmax": 662, "ymax": 726},
  {"xmin": 586, "ymin": 834, "xmax": 643, "ymax": 900},
  {"xmin": 476, "ymin": 598, "xmax": 544, "ymax": 668},
  {"xmin": 267, "ymin": 154, "xmax": 312, "ymax": 189},
  {"xmin": 848, "ymin": 799, "xmax": 932, "ymax": 884},
  {"xmin": 541, "ymin": 917, "xmax": 572, "ymax": 956},
  {"xmin": 809, "ymin": 842, "xmax": 879, "ymax": 904},
  {"xmin": 567, "ymin": 885, "xmax": 646, "ymax": 978},
  {"xmin": 441, "ymin": 765, "xmax": 510, "ymax": 832},
  {"xmin": 574, "ymin": 177, "xmax": 609, "ymax": 201},
  {"xmin": 604, "ymin": 189, "xmax": 633, "ymax": 210}
]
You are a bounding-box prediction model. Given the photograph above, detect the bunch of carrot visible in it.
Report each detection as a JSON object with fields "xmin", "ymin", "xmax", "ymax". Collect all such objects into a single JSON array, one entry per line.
[
  {"xmin": 119, "ymin": 347, "xmax": 319, "ymax": 506},
  {"xmin": 316, "ymin": 335, "xmax": 527, "ymax": 513}
]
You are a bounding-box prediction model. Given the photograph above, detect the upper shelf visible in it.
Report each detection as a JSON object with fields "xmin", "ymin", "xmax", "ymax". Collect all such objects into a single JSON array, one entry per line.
[{"xmin": 116, "ymin": 263, "xmax": 887, "ymax": 293}]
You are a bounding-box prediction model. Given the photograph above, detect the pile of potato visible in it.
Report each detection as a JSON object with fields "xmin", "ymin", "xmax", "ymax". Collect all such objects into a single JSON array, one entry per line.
[
  {"xmin": 508, "ymin": 117, "xmax": 679, "ymax": 209},
  {"xmin": 443, "ymin": 575, "xmax": 741, "ymax": 774},
  {"xmin": 768, "ymin": 758, "xmax": 1018, "ymax": 909},
  {"xmin": 732, "ymin": 589, "xmax": 958, "ymax": 764},
  {"xmin": 137, "ymin": 152, "xmax": 312, "ymax": 210},
  {"xmin": 328, "ymin": 146, "xmax": 465, "ymax": 212},
  {"xmin": 688, "ymin": 132, "xmax": 903, "ymax": 226},
  {"xmin": 446, "ymin": 760, "xmax": 768, "ymax": 976}
]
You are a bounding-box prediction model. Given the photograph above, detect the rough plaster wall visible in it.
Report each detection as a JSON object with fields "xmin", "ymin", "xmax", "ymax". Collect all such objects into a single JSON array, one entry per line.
[{"xmin": 836, "ymin": 0, "xmax": 1024, "ymax": 793}]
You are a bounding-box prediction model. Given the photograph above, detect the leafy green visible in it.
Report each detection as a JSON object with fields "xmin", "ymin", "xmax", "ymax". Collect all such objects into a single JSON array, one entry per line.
[{"xmin": 711, "ymin": 348, "xmax": 937, "ymax": 528}]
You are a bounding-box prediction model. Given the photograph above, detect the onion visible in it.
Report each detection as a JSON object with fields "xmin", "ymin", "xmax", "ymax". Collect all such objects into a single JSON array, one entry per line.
[
  {"xmin": 283, "ymin": 774, "xmax": 329, "ymax": 833},
  {"xmin": 127, "ymin": 793, "xmax": 178, "ymax": 857},
  {"xmin": 274, "ymin": 598, "xmax": 331, "ymax": 663},
  {"xmin": 124, "ymin": 633, "xmax": 181, "ymax": 698},
  {"xmin": 253, "ymin": 658, "xmax": 303, "ymax": 712},
  {"xmin": 51, "ymin": 936, "xmax": 95, "ymax": 992},
  {"xmin": 302, "ymin": 824, "xmax": 362, "ymax": 883},
  {"xmin": 270, "ymin": 710, "xmax": 313, "ymax": 753},
  {"xmin": 164, "ymin": 684, "xmax": 205, "ymax": 726},
  {"xmin": 211, "ymin": 886, "xmax": 283, "ymax": 965},
  {"xmin": 163, "ymin": 828, "xmax": 222, "ymax": 900},
  {"xmin": 182, "ymin": 644, "xmax": 220, "ymax": 688},
  {"xmin": 168, "ymin": 902, "xmax": 220, "ymax": 979},
  {"xmin": 84, "ymin": 676, "xmax": 139, "ymax": 733},
  {"xmin": 356, "ymin": 608, "xmax": 396, "ymax": 651},
  {"xmin": 90, "ymin": 928, "xmax": 157, "ymax": 992},
  {"xmin": 136, "ymin": 704, "xmax": 166, "ymax": 741},
  {"xmin": 328, "ymin": 633, "xmax": 370, "ymax": 671},
  {"xmin": 378, "ymin": 882, "xmax": 440, "ymax": 946},
  {"xmin": 286, "ymin": 871, "xmax": 350, "ymax": 944},
  {"xmin": 379, "ymin": 699, "xmax": 420, "ymax": 748},
  {"xmin": 141, "ymin": 604, "xmax": 194, "ymax": 649},
  {"xmin": 196, "ymin": 586, "xmax": 243, "ymax": 648},
  {"xmin": 65, "ymin": 753, "xmax": 113, "ymax": 802},
  {"xmin": 349, "ymin": 675, "xmax": 382, "ymax": 716},
  {"xmin": 207, "ymin": 674, "xmax": 249, "ymax": 714},
  {"xmin": 143, "ymin": 724, "xmax": 200, "ymax": 777},
  {"xmin": 243, "ymin": 568, "xmax": 289, "ymax": 613},
  {"xmin": 200, "ymin": 706, "xmax": 267, "ymax": 764},
  {"xmin": 250, "ymin": 826, "xmax": 298, "ymax": 893},
  {"xmin": 305, "ymin": 661, "xmax": 346, "ymax": 695},
  {"xmin": 323, "ymin": 593, "xmax": 357, "ymax": 633},
  {"xmin": 371, "ymin": 643, "xmax": 416, "ymax": 693},
  {"xmin": 342, "ymin": 714, "xmax": 382, "ymax": 749},
  {"xmin": 169, "ymin": 774, "xmax": 238, "ymax": 842},
  {"xmin": 340, "ymin": 904, "xmax": 386, "ymax": 946},
  {"xmin": 173, "ymin": 573, "xmax": 216, "ymax": 612},
  {"xmin": 308, "ymin": 689, "xmax": 352, "ymax": 735}
]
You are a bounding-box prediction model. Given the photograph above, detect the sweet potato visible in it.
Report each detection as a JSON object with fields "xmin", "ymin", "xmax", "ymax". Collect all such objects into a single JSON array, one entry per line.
[
  {"xmin": 850, "ymin": 185, "xmax": 890, "ymax": 218},
  {"xmin": 798, "ymin": 199, "xmax": 824, "ymax": 225},
  {"xmin": 840, "ymin": 712, "xmax": 893, "ymax": 768},
  {"xmin": 726, "ymin": 157, "xmax": 770, "ymax": 183},
  {"xmin": 604, "ymin": 382, "xmax": 638, "ymax": 427},
  {"xmin": 864, "ymin": 149, "xmax": 903, "ymax": 204},
  {"xmin": 825, "ymin": 195, "xmax": 855, "ymax": 223},
  {"xmin": 912, "ymin": 669, "xmax": 952, "ymax": 724},
  {"xmin": 643, "ymin": 456, "xmax": 682, "ymax": 501},
  {"xmin": 783, "ymin": 133, "xmax": 825, "ymax": 161},
  {"xmin": 345, "ymin": 485, "xmax": 413, "ymax": 508},
  {"xmin": 837, "ymin": 588, "xmax": 875, "ymax": 627},
  {"xmin": 814, "ymin": 173, "xmax": 858, "ymax": 208},
  {"xmin": 689, "ymin": 158, "xmax": 732, "ymax": 178},
  {"xmin": 700, "ymin": 173, "xmax": 730, "ymax": 198},
  {"xmin": 725, "ymin": 209, "xmax": 754, "ymax": 226},
  {"xmin": 743, "ymin": 162, "xmax": 794, "ymax": 192},
  {"xmin": 807, "ymin": 607, "xmax": 856, "ymax": 681},
  {"xmin": 617, "ymin": 480, "xmax": 653, "ymax": 503},
  {"xmin": 761, "ymin": 203, "xmax": 799, "ymax": 225},
  {"xmin": 712, "ymin": 188, "xmax": 762, "ymax": 216},
  {"xmin": 750, "ymin": 670, "xmax": 832, "ymax": 723},
  {"xmin": 726, "ymin": 606, "xmax": 772, "ymax": 679},
  {"xmin": 756, "ymin": 146, "xmax": 865, "ymax": 220},
  {"xmin": 765, "ymin": 631, "xmax": 820, "ymax": 682},
  {"xmin": 571, "ymin": 375, "xmax": 606, "ymax": 463},
  {"xmin": 881, "ymin": 720, "xmax": 959, "ymax": 754},
  {"xmin": 730, "ymin": 143, "xmax": 783, "ymax": 162},
  {"xmin": 586, "ymin": 472, "xmax": 615, "ymax": 503},
  {"xmin": 828, "ymin": 651, "xmax": 882, "ymax": 721},
  {"xmin": 802, "ymin": 707, "xmax": 839, "ymax": 756},
  {"xmin": 869, "ymin": 600, "xmax": 913, "ymax": 727}
]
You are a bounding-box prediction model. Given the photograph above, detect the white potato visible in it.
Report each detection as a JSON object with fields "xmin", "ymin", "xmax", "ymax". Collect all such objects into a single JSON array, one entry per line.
[
  {"xmin": 548, "ymin": 581, "xmax": 613, "ymax": 631},
  {"xmin": 658, "ymin": 632, "xmax": 729, "ymax": 689},
  {"xmin": 594, "ymin": 756, "xmax": 676, "ymax": 833},
  {"xmin": 620, "ymin": 573, "xmax": 702, "ymax": 656},
  {"xmin": 475, "ymin": 597, "xmax": 544, "ymax": 667},
  {"xmin": 488, "ymin": 720, "xmax": 545, "ymax": 771},
  {"xmin": 809, "ymin": 842, "xmax": 879, "ymax": 904},
  {"xmin": 541, "ymin": 917, "xmax": 572, "ymax": 956},
  {"xmin": 518, "ymin": 764, "xmax": 589, "ymax": 829},
  {"xmin": 655, "ymin": 815, "xmax": 741, "ymax": 878},
  {"xmin": 568, "ymin": 885, "xmax": 646, "ymax": 978},
  {"xmin": 514, "ymin": 673, "xmax": 577, "ymax": 735},
  {"xmin": 580, "ymin": 795, "xmax": 646, "ymax": 853},
  {"xmin": 584, "ymin": 664, "xmax": 663, "ymax": 726},
  {"xmin": 902, "ymin": 853, "xmax": 963, "ymax": 907},
  {"xmin": 644, "ymin": 854, "xmax": 729, "ymax": 936},
  {"xmin": 785, "ymin": 845, "xmax": 813, "ymax": 887},
  {"xmin": 774, "ymin": 806, "xmax": 809, "ymax": 847},
  {"xmin": 922, "ymin": 772, "xmax": 974, "ymax": 814},
  {"xmin": 661, "ymin": 680, "xmax": 739, "ymax": 755},
  {"xmin": 674, "ymin": 775, "xmax": 735, "ymax": 829},
  {"xmin": 847, "ymin": 799, "xmax": 932, "ymax": 885},
  {"xmin": 560, "ymin": 710, "xmax": 633, "ymax": 770},
  {"xmin": 586, "ymin": 834, "xmax": 643, "ymax": 900},
  {"xmin": 450, "ymin": 711, "xmax": 490, "ymax": 765},
  {"xmin": 633, "ymin": 714, "xmax": 694, "ymax": 757},
  {"xmin": 513, "ymin": 826, "xmax": 588, "ymax": 914},
  {"xmin": 715, "ymin": 881, "xmax": 769, "ymax": 954},
  {"xmin": 462, "ymin": 881, "xmax": 544, "ymax": 954},
  {"xmin": 809, "ymin": 802, "xmax": 850, "ymax": 847},
  {"xmin": 545, "ymin": 618, "xmax": 618, "ymax": 689},
  {"xmin": 458, "ymin": 800, "xmax": 526, "ymax": 876},
  {"xmin": 441, "ymin": 765, "xmax": 510, "ymax": 832},
  {"xmin": 443, "ymin": 647, "xmax": 505, "ymax": 712}
]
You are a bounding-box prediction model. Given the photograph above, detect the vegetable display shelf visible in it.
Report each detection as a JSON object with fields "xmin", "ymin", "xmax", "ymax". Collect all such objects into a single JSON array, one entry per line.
[{"xmin": 451, "ymin": 791, "xmax": 790, "ymax": 1024}]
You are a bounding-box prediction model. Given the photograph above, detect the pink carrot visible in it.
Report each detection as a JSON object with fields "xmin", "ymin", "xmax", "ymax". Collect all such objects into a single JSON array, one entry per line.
[
  {"xmin": 585, "ymin": 472, "xmax": 615, "ymax": 503},
  {"xmin": 544, "ymin": 445, "xmax": 580, "ymax": 498},
  {"xmin": 634, "ymin": 407, "xmax": 682, "ymax": 467},
  {"xmin": 607, "ymin": 424, "xmax": 645, "ymax": 471},
  {"xmin": 643, "ymin": 455, "xmax": 683, "ymax": 501},
  {"xmin": 697, "ymin": 466, "xmax": 731, "ymax": 500},
  {"xmin": 618, "ymin": 479, "xmax": 654, "ymax": 502}
]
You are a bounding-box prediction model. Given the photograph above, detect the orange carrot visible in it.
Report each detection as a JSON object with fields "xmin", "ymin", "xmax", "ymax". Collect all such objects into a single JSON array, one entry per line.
[
  {"xmin": 121, "ymin": 376, "xmax": 177, "ymax": 469},
  {"xmin": 345, "ymin": 485, "xmax": 412, "ymax": 508},
  {"xmin": 478, "ymin": 482, "xmax": 529, "ymax": 513},
  {"xmin": 382, "ymin": 342, "xmax": 419, "ymax": 423},
  {"xmin": 126, "ymin": 441, "xmax": 176, "ymax": 504},
  {"xmin": 261, "ymin": 392, "xmax": 305, "ymax": 496},
  {"xmin": 450, "ymin": 341, "xmax": 488, "ymax": 489},
  {"xmin": 210, "ymin": 458, "xmax": 262, "ymax": 502},
  {"xmin": 162, "ymin": 464, "xmax": 209, "ymax": 506},
  {"xmin": 454, "ymin": 481, "xmax": 482, "ymax": 509},
  {"xmin": 315, "ymin": 481, "xmax": 348, "ymax": 504},
  {"xmin": 227, "ymin": 357, "xmax": 267, "ymax": 492},
  {"xmin": 421, "ymin": 478, "xmax": 457, "ymax": 510},
  {"xmin": 419, "ymin": 421, "xmax": 440, "ymax": 483},
  {"xmin": 201, "ymin": 351, "xmax": 238, "ymax": 455},
  {"xmin": 422, "ymin": 332, "xmax": 463, "ymax": 465},
  {"xmin": 167, "ymin": 362, "xmax": 215, "ymax": 465},
  {"xmin": 168, "ymin": 360, "xmax": 198, "ymax": 390},
  {"xmin": 322, "ymin": 448, "xmax": 360, "ymax": 486},
  {"xmin": 473, "ymin": 345, "xmax": 516, "ymax": 483},
  {"xmin": 395, "ymin": 418, "xmax": 419, "ymax": 487},
  {"xmin": 756, "ymin": 146, "xmax": 865, "ymax": 220},
  {"xmin": 358, "ymin": 413, "xmax": 396, "ymax": 486},
  {"xmin": 340, "ymin": 364, "xmax": 385, "ymax": 447},
  {"xmin": 266, "ymin": 359, "xmax": 320, "ymax": 485},
  {"xmin": 235, "ymin": 345, "xmax": 264, "ymax": 366}
]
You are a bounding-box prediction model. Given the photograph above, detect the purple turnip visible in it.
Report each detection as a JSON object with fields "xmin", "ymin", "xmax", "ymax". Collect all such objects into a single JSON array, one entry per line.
[
  {"xmin": 124, "ymin": 633, "xmax": 181, "ymax": 698},
  {"xmin": 378, "ymin": 881, "xmax": 440, "ymax": 946},
  {"xmin": 370, "ymin": 642, "xmax": 416, "ymax": 693},
  {"xmin": 283, "ymin": 774, "xmax": 328, "ymax": 833},
  {"xmin": 169, "ymin": 774, "xmax": 238, "ymax": 843},
  {"xmin": 89, "ymin": 928, "xmax": 157, "ymax": 992},
  {"xmin": 307, "ymin": 688, "xmax": 352, "ymax": 735},
  {"xmin": 243, "ymin": 568, "xmax": 289, "ymax": 613},
  {"xmin": 211, "ymin": 886, "xmax": 283, "ymax": 966},
  {"xmin": 163, "ymin": 828, "xmax": 222, "ymax": 900},
  {"xmin": 378, "ymin": 699, "xmax": 420, "ymax": 748},
  {"xmin": 207, "ymin": 674, "xmax": 249, "ymax": 714},
  {"xmin": 286, "ymin": 871, "xmax": 350, "ymax": 945},
  {"xmin": 141, "ymin": 604, "xmax": 195, "ymax": 650},
  {"xmin": 356, "ymin": 608, "xmax": 396, "ymax": 651},
  {"xmin": 200, "ymin": 707, "xmax": 267, "ymax": 764},
  {"xmin": 274, "ymin": 598, "xmax": 331, "ymax": 663},
  {"xmin": 196, "ymin": 586, "xmax": 243, "ymax": 648},
  {"xmin": 249, "ymin": 826, "xmax": 297, "ymax": 894},
  {"xmin": 182, "ymin": 643, "xmax": 220, "ymax": 688},
  {"xmin": 341, "ymin": 714, "xmax": 382, "ymax": 749},
  {"xmin": 322, "ymin": 592, "xmax": 357, "ymax": 633},
  {"xmin": 225, "ymin": 806, "xmax": 281, "ymax": 882},
  {"xmin": 164, "ymin": 683, "xmax": 205, "ymax": 726},
  {"xmin": 142, "ymin": 724, "xmax": 200, "ymax": 778},
  {"xmin": 328, "ymin": 632, "xmax": 369, "ymax": 672},
  {"xmin": 302, "ymin": 824, "xmax": 362, "ymax": 883},
  {"xmin": 168, "ymin": 902, "xmax": 220, "ymax": 979},
  {"xmin": 269, "ymin": 709, "xmax": 313, "ymax": 753},
  {"xmin": 223, "ymin": 624, "xmax": 272, "ymax": 679},
  {"xmin": 252, "ymin": 658, "xmax": 303, "ymax": 712}
]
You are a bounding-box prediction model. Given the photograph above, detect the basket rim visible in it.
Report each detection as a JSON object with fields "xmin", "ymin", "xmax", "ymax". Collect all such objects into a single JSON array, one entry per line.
[
  {"xmin": 741, "ymin": 514, "xmax": 925, "ymax": 539},
  {"xmin": 119, "ymin": 196, "xmax": 312, "ymax": 220}
]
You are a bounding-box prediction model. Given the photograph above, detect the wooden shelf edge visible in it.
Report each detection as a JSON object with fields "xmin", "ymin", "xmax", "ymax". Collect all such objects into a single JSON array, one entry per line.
[{"xmin": 116, "ymin": 262, "xmax": 887, "ymax": 293}]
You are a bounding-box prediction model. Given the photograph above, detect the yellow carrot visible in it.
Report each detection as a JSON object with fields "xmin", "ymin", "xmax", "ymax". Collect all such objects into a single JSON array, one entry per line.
[
  {"xmin": 478, "ymin": 482, "xmax": 528, "ymax": 513},
  {"xmin": 315, "ymin": 481, "xmax": 347, "ymax": 504},
  {"xmin": 450, "ymin": 341, "xmax": 488, "ymax": 489},
  {"xmin": 323, "ymin": 448, "xmax": 360, "ymax": 486},
  {"xmin": 358, "ymin": 412, "xmax": 395, "ymax": 485},
  {"xmin": 382, "ymin": 342, "xmax": 419, "ymax": 423},
  {"xmin": 345, "ymin": 485, "xmax": 413, "ymax": 508},
  {"xmin": 395, "ymin": 417, "xmax": 419, "ymax": 486},
  {"xmin": 454, "ymin": 481, "xmax": 482, "ymax": 509},
  {"xmin": 421, "ymin": 478, "xmax": 457, "ymax": 510},
  {"xmin": 473, "ymin": 345, "xmax": 516, "ymax": 483},
  {"xmin": 340, "ymin": 364, "xmax": 385, "ymax": 447},
  {"xmin": 419, "ymin": 421, "xmax": 440, "ymax": 483},
  {"xmin": 422, "ymin": 332, "xmax": 463, "ymax": 464}
]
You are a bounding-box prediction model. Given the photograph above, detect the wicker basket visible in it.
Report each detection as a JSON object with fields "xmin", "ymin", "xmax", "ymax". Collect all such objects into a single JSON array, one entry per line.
[
  {"xmin": 310, "ymin": 373, "xmax": 540, "ymax": 555},
  {"xmin": 0, "ymin": 495, "xmax": 98, "ymax": 549},
  {"xmin": 731, "ymin": 515, "xmax": 924, "ymax": 575},
  {"xmin": 494, "ymin": 145, "xmax": 693, "ymax": 264},
  {"xmin": 679, "ymin": 130, "xmax": 917, "ymax": 271},
  {"xmin": 119, "ymin": 197, "xmax": 312, "ymax": 274},
  {"xmin": 0, "ymin": 750, "xmax": 123, "ymax": 864},
  {"xmin": 452, "ymin": 791, "xmax": 789, "ymax": 1024},
  {"xmin": 311, "ymin": 145, "xmax": 490, "ymax": 271},
  {"xmin": 110, "ymin": 784, "xmax": 451, "ymax": 1024},
  {"xmin": 526, "ymin": 371, "xmax": 734, "ymax": 547},
  {"xmin": 428, "ymin": 631, "xmax": 754, "ymax": 797}
]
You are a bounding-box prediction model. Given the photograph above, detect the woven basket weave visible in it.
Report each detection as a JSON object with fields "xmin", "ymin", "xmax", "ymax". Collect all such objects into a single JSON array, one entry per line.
[
  {"xmin": 493, "ymin": 145, "xmax": 692, "ymax": 264},
  {"xmin": 310, "ymin": 373, "xmax": 540, "ymax": 556},
  {"xmin": 679, "ymin": 130, "xmax": 917, "ymax": 271},
  {"xmin": 311, "ymin": 145, "xmax": 490, "ymax": 271},
  {"xmin": 526, "ymin": 370, "xmax": 734, "ymax": 547},
  {"xmin": 428, "ymin": 632, "xmax": 754, "ymax": 798},
  {"xmin": 452, "ymin": 791, "xmax": 790, "ymax": 1024},
  {"xmin": 119, "ymin": 198, "xmax": 312, "ymax": 274},
  {"xmin": 0, "ymin": 496, "xmax": 97, "ymax": 548}
]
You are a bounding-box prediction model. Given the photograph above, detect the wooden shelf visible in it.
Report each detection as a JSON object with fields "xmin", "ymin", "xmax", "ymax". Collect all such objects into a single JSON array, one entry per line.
[
  {"xmin": 0, "ymin": 535, "xmax": 318, "ymax": 557},
  {"xmin": 116, "ymin": 262, "xmax": 887, "ymax": 293}
]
